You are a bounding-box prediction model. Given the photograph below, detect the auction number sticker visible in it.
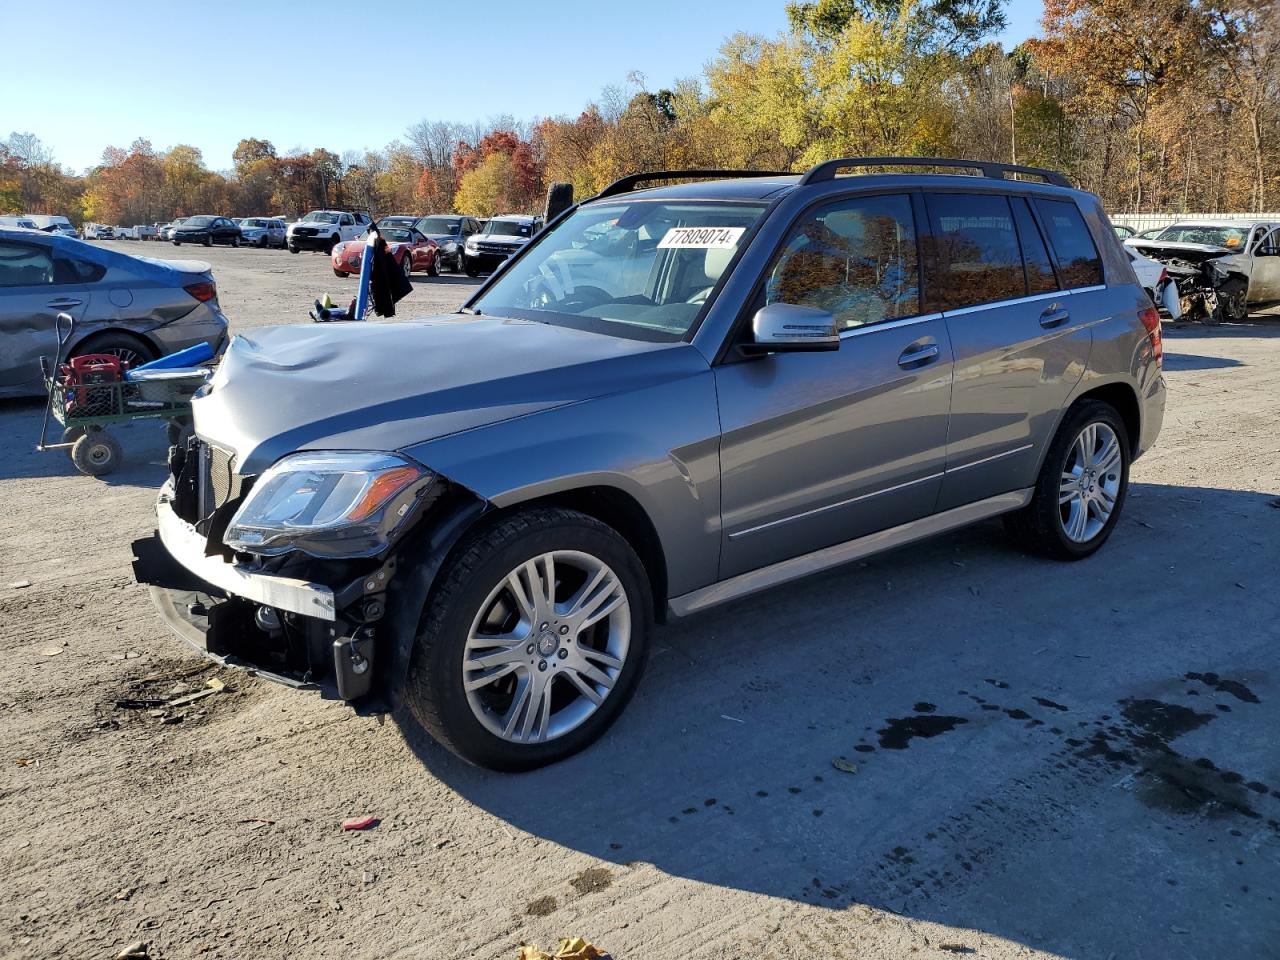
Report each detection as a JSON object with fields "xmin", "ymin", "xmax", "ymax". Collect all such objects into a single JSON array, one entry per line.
[{"xmin": 658, "ymin": 226, "xmax": 747, "ymax": 249}]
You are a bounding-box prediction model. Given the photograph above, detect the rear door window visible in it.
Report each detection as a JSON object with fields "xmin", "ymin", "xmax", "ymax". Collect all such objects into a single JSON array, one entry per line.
[
  {"xmin": 1032, "ymin": 198, "xmax": 1103, "ymax": 288},
  {"xmin": 924, "ymin": 193, "xmax": 1026, "ymax": 311}
]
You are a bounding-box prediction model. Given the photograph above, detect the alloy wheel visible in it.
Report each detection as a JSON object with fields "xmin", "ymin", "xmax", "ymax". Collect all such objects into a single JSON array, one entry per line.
[
  {"xmin": 1059, "ymin": 422, "xmax": 1122, "ymax": 543},
  {"xmin": 462, "ymin": 550, "xmax": 630, "ymax": 744}
]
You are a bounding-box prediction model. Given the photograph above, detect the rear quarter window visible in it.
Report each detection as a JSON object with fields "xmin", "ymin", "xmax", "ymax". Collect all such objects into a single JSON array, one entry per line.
[{"xmin": 1033, "ymin": 198, "xmax": 1103, "ymax": 288}]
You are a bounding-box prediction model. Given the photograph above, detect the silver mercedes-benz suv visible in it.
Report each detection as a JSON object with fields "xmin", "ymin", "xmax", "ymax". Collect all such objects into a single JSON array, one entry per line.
[{"xmin": 133, "ymin": 158, "xmax": 1166, "ymax": 770}]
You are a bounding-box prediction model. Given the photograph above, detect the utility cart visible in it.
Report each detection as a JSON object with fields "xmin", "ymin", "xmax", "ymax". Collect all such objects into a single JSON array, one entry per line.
[{"xmin": 37, "ymin": 314, "xmax": 211, "ymax": 476}]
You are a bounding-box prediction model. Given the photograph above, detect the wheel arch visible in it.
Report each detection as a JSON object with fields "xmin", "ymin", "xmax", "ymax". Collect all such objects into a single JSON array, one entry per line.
[
  {"xmin": 1073, "ymin": 381, "xmax": 1141, "ymax": 457},
  {"xmin": 382, "ymin": 480, "xmax": 671, "ymax": 705}
]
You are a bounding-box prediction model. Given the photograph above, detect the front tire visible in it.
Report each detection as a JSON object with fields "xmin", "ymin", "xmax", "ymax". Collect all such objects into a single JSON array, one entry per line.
[
  {"xmin": 405, "ymin": 507, "xmax": 653, "ymax": 770},
  {"xmin": 426, "ymin": 251, "xmax": 439, "ymax": 277},
  {"xmin": 402, "ymin": 254, "xmax": 413, "ymax": 279},
  {"xmin": 1004, "ymin": 400, "xmax": 1130, "ymax": 560},
  {"xmin": 289, "ymin": 245, "xmax": 300, "ymax": 254},
  {"xmin": 334, "ymin": 268, "xmax": 349, "ymax": 278}
]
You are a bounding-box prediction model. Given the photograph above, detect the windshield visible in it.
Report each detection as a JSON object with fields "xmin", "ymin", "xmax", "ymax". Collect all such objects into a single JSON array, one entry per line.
[
  {"xmin": 483, "ymin": 219, "xmax": 533, "ymax": 237},
  {"xmin": 470, "ymin": 200, "xmax": 767, "ymax": 340},
  {"xmin": 382, "ymin": 228, "xmax": 415, "ymax": 243},
  {"xmin": 303, "ymin": 211, "xmax": 340, "ymax": 224},
  {"xmin": 418, "ymin": 217, "xmax": 461, "ymax": 235},
  {"xmin": 1155, "ymin": 224, "xmax": 1250, "ymax": 249},
  {"xmin": 183, "ymin": 216, "xmax": 215, "ymax": 227},
  {"xmin": 241, "ymin": 219, "xmax": 266, "ymax": 228}
]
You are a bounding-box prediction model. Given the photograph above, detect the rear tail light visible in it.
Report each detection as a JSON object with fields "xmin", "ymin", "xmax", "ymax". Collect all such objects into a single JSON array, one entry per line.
[
  {"xmin": 184, "ymin": 281, "xmax": 216, "ymax": 303},
  {"xmin": 1139, "ymin": 305, "xmax": 1162, "ymax": 366}
]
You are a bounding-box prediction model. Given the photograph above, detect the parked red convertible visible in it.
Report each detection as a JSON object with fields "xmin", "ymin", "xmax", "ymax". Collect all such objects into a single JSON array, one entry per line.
[{"xmin": 331, "ymin": 219, "xmax": 440, "ymax": 278}]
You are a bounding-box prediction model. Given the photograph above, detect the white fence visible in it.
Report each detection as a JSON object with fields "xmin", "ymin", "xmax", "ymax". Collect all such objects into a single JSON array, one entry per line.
[{"xmin": 1112, "ymin": 212, "xmax": 1280, "ymax": 233}]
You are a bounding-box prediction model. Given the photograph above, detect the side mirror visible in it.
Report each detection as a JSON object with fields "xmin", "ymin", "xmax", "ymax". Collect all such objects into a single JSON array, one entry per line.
[{"xmin": 740, "ymin": 303, "xmax": 840, "ymax": 357}]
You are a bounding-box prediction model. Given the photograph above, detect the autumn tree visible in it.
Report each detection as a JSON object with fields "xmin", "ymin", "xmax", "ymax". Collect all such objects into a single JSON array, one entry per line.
[{"xmin": 1035, "ymin": 0, "xmax": 1211, "ymax": 210}]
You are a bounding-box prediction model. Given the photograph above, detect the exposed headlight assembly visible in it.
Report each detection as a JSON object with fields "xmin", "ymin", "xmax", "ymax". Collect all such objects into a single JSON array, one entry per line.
[{"xmin": 224, "ymin": 451, "xmax": 433, "ymax": 558}]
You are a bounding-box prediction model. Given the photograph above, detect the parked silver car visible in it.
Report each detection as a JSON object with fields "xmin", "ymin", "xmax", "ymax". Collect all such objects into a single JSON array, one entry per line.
[
  {"xmin": 133, "ymin": 158, "xmax": 1165, "ymax": 770},
  {"xmin": 0, "ymin": 228, "xmax": 229, "ymax": 397},
  {"xmin": 236, "ymin": 217, "xmax": 287, "ymax": 249}
]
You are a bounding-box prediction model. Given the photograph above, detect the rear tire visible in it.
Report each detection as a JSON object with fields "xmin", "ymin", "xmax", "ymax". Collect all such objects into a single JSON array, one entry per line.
[
  {"xmin": 405, "ymin": 507, "xmax": 653, "ymax": 771},
  {"xmin": 1003, "ymin": 399, "xmax": 1130, "ymax": 561},
  {"xmin": 231, "ymin": 235, "xmax": 241, "ymax": 248},
  {"xmin": 71, "ymin": 429, "xmax": 122, "ymax": 477},
  {"xmin": 72, "ymin": 331, "xmax": 156, "ymax": 370}
]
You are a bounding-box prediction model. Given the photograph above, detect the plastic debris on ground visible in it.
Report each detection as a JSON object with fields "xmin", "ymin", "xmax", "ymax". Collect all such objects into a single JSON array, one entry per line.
[
  {"xmin": 831, "ymin": 756, "xmax": 859, "ymax": 774},
  {"xmin": 341, "ymin": 815, "xmax": 379, "ymax": 831},
  {"xmin": 518, "ymin": 937, "xmax": 607, "ymax": 960}
]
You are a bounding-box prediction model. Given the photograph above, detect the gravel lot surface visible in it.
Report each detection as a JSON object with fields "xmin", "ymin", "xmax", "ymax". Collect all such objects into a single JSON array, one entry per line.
[{"xmin": 2, "ymin": 241, "xmax": 1278, "ymax": 960}]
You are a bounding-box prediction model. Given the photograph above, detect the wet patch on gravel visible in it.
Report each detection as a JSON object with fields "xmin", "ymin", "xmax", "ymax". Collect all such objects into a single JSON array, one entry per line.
[
  {"xmin": 569, "ymin": 866, "xmax": 613, "ymax": 896},
  {"xmin": 1186, "ymin": 671, "xmax": 1261, "ymax": 704},
  {"xmin": 877, "ymin": 714, "xmax": 969, "ymax": 750}
]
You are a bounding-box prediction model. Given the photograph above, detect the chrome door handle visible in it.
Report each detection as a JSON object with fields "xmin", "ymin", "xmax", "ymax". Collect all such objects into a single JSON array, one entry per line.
[
  {"xmin": 1039, "ymin": 306, "xmax": 1070, "ymax": 328},
  {"xmin": 46, "ymin": 297, "xmax": 83, "ymax": 307},
  {"xmin": 898, "ymin": 344, "xmax": 939, "ymax": 368}
]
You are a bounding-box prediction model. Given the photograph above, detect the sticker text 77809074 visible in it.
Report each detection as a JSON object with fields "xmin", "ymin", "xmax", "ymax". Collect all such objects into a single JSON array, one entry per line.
[{"xmin": 657, "ymin": 226, "xmax": 747, "ymax": 249}]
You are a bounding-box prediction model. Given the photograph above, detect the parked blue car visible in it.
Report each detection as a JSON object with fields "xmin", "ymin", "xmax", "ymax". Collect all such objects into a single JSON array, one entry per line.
[{"xmin": 0, "ymin": 227, "xmax": 229, "ymax": 397}]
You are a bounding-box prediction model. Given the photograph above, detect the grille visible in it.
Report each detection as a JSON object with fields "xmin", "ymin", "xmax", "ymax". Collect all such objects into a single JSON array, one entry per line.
[
  {"xmin": 294, "ymin": 227, "xmax": 319, "ymax": 237},
  {"xmin": 477, "ymin": 242, "xmax": 517, "ymax": 256}
]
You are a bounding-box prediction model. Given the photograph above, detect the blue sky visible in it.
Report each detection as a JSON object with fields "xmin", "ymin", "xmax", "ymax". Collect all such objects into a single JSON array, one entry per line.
[{"xmin": 12, "ymin": 0, "xmax": 1045, "ymax": 174}]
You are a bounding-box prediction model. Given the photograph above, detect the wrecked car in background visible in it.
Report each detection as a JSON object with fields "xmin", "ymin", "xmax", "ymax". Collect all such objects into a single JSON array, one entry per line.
[{"xmin": 1129, "ymin": 220, "xmax": 1280, "ymax": 323}]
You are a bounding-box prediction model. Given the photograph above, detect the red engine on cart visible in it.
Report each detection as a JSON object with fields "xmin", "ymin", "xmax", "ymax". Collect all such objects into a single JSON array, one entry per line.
[{"xmin": 60, "ymin": 353, "xmax": 129, "ymax": 417}]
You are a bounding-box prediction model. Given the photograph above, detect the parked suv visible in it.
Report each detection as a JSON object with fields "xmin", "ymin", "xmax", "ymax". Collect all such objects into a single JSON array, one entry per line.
[
  {"xmin": 416, "ymin": 214, "xmax": 482, "ymax": 272},
  {"xmin": 133, "ymin": 158, "xmax": 1165, "ymax": 770},
  {"xmin": 463, "ymin": 214, "xmax": 541, "ymax": 275},
  {"xmin": 287, "ymin": 210, "xmax": 371, "ymax": 253}
]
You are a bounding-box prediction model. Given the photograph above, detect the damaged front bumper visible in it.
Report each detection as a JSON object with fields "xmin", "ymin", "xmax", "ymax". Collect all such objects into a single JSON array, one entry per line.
[{"xmin": 132, "ymin": 480, "xmax": 385, "ymax": 700}]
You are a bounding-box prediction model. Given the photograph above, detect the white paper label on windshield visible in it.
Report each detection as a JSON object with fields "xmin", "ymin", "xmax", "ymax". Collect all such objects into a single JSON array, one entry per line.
[{"xmin": 657, "ymin": 226, "xmax": 746, "ymax": 249}]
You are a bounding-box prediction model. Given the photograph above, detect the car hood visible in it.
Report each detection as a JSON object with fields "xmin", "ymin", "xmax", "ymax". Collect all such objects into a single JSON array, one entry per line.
[
  {"xmin": 193, "ymin": 315, "xmax": 704, "ymax": 474},
  {"xmin": 477, "ymin": 233, "xmax": 529, "ymax": 243},
  {"xmin": 1128, "ymin": 240, "xmax": 1238, "ymax": 261}
]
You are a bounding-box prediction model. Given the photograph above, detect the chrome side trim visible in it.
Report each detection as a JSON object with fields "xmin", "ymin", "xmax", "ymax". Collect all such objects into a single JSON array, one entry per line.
[
  {"xmin": 940, "ymin": 283, "xmax": 1107, "ymax": 319},
  {"xmin": 946, "ymin": 442, "xmax": 1034, "ymax": 474},
  {"xmin": 727, "ymin": 471, "xmax": 945, "ymax": 540},
  {"xmin": 839, "ymin": 312, "xmax": 943, "ymax": 340},
  {"xmin": 155, "ymin": 482, "xmax": 336, "ymax": 621},
  {"xmin": 670, "ymin": 488, "xmax": 1034, "ymax": 618},
  {"xmin": 943, "ymin": 290, "xmax": 1065, "ymax": 317}
]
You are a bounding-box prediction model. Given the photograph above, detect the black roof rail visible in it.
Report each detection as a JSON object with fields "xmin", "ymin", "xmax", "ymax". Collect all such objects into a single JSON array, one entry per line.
[
  {"xmin": 593, "ymin": 169, "xmax": 792, "ymax": 200},
  {"xmin": 798, "ymin": 156, "xmax": 1072, "ymax": 189}
]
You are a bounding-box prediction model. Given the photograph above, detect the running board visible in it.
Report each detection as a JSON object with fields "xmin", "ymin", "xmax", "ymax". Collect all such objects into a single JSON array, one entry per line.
[{"xmin": 668, "ymin": 488, "xmax": 1034, "ymax": 618}]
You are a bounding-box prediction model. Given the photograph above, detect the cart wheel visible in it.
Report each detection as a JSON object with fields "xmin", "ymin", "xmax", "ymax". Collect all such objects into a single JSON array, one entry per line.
[
  {"xmin": 71, "ymin": 430, "xmax": 123, "ymax": 477},
  {"xmin": 165, "ymin": 418, "xmax": 194, "ymax": 447},
  {"xmin": 62, "ymin": 426, "xmax": 86, "ymax": 444}
]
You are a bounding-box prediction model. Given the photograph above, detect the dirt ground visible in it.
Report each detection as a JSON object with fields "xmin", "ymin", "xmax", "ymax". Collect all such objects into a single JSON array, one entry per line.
[{"xmin": 2, "ymin": 241, "xmax": 1279, "ymax": 960}]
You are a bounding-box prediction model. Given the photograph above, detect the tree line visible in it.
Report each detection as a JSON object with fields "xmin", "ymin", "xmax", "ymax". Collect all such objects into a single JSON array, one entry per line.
[{"xmin": 2, "ymin": 0, "xmax": 1275, "ymax": 226}]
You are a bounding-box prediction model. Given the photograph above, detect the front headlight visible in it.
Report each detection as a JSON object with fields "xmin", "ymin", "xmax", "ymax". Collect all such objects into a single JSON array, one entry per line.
[
  {"xmin": 465, "ymin": 238, "xmax": 479, "ymax": 252},
  {"xmin": 444, "ymin": 241, "xmax": 458, "ymax": 252},
  {"xmin": 224, "ymin": 451, "xmax": 433, "ymax": 558}
]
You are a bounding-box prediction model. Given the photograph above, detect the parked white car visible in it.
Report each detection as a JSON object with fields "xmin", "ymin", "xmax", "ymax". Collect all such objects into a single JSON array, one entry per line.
[
  {"xmin": 1127, "ymin": 248, "xmax": 1182, "ymax": 320},
  {"xmin": 286, "ymin": 210, "xmax": 371, "ymax": 253}
]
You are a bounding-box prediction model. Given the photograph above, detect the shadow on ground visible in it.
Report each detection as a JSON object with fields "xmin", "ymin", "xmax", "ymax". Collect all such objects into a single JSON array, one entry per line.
[
  {"xmin": 0, "ymin": 396, "xmax": 170, "ymax": 485},
  {"xmin": 397, "ymin": 481, "xmax": 1280, "ymax": 958}
]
